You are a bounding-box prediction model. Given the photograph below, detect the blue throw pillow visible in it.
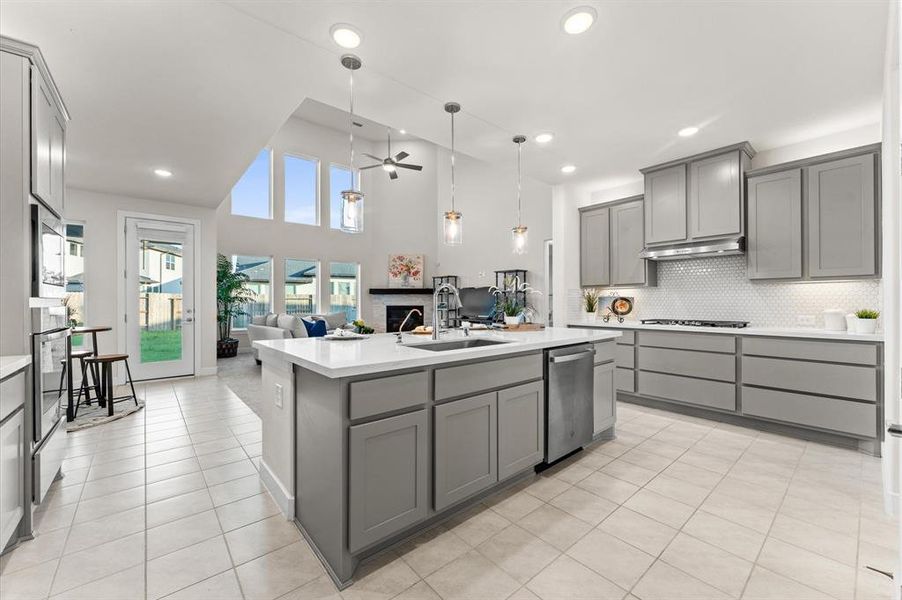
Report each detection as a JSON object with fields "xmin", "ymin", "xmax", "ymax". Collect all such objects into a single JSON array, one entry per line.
[{"xmin": 302, "ymin": 318, "xmax": 327, "ymax": 337}]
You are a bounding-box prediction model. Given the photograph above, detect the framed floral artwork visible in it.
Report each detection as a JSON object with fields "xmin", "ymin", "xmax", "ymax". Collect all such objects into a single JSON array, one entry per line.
[{"xmin": 388, "ymin": 254, "xmax": 424, "ymax": 288}]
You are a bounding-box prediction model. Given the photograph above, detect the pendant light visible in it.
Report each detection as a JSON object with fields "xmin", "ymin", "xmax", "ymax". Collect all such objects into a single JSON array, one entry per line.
[
  {"xmin": 511, "ymin": 135, "xmax": 528, "ymax": 254},
  {"xmin": 443, "ymin": 102, "xmax": 462, "ymax": 245},
  {"xmin": 340, "ymin": 54, "xmax": 364, "ymax": 233}
]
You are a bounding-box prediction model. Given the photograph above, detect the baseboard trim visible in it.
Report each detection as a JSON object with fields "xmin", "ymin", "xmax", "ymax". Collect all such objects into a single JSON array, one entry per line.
[
  {"xmin": 196, "ymin": 367, "xmax": 218, "ymax": 377},
  {"xmin": 260, "ymin": 459, "xmax": 294, "ymax": 519}
]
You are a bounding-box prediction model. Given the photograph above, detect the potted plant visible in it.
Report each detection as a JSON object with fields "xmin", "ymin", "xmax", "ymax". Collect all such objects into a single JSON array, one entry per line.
[
  {"xmin": 489, "ymin": 276, "xmax": 542, "ymax": 326},
  {"xmin": 217, "ymin": 253, "xmax": 257, "ymax": 358},
  {"xmin": 582, "ymin": 289, "xmax": 600, "ymax": 318},
  {"xmin": 499, "ymin": 297, "xmax": 523, "ymax": 326},
  {"xmin": 854, "ymin": 309, "xmax": 879, "ymax": 334}
]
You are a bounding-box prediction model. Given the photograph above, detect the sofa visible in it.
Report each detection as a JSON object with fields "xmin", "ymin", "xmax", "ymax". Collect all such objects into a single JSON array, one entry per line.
[{"xmin": 246, "ymin": 312, "xmax": 350, "ymax": 363}]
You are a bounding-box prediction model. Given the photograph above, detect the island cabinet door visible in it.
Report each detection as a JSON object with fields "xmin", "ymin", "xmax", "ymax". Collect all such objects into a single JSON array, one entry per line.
[
  {"xmin": 498, "ymin": 381, "xmax": 544, "ymax": 481},
  {"xmin": 348, "ymin": 409, "xmax": 428, "ymax": 553},
  {"xmin": 593, "ymin": 362, "xmax": 615, "ymax": 436},
  {"xmin": 434, "ymin": 392, "xmax": 497, "ymax": 511}
]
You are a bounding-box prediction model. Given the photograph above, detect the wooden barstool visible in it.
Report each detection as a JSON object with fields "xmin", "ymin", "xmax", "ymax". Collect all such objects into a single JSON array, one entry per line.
[
  {"xmin": 82, "ymin": 354, "xmax": 139, "ymax": 417},
  {"xmin": 58, "ymin": 349, "xmax": 99, "ymax": 408}
]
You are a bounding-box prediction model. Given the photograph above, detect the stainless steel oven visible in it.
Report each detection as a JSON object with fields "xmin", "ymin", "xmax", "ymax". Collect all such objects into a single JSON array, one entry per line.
[
  {"xmin": 31, "ymin": 310, "xmax": 68, "ymax": 504},
  {"xmin": 31, "ymin": 203, "xmax": 66, "ymax": 299}
]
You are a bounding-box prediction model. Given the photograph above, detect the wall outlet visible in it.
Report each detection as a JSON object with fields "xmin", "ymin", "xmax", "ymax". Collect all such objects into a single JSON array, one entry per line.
[
  {"xmin": 796, "ymin": 315, "xmax": 816, "ymax": 327},
  {"xmin": 274, "ymin": 383, "xmax": 283, "ymax": 408}
]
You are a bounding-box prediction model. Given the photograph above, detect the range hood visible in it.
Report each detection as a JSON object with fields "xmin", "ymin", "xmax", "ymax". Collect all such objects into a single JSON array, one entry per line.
[{"xmin": 639, "ymin": 237, "xmax": 745, "ymax": 261}]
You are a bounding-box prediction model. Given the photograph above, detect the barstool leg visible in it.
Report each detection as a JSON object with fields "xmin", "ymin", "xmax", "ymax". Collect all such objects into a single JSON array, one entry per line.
[
  {"xmin": 105, "ymin": 363, "xmax": 114, "ymax": 417},
  {"xmin": 57, "ymin": 361, "xmax": 67, "ymax": 401},
  {"xmin": 124, "ymin": 359, "xmax": 138, "ymax": 407}
]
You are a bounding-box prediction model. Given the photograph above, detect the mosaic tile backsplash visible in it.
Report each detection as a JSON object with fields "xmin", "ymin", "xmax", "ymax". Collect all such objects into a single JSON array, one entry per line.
[{"xmin": 567, "ymin": 255, "xmax": 883, "ymax": 329}]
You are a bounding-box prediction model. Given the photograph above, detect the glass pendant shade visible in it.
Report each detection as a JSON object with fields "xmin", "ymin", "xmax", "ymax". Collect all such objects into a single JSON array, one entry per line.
[
  {"xmin": 340, "ymin": 189, "xmax": 364, "ymax": 233},
  {"xmin": 443, "ymin": 210, "xmax": 462, "ymax": 245},
  {"xmin": 511, "ymin": 225, "xmax": 528, "ymax": 255}
]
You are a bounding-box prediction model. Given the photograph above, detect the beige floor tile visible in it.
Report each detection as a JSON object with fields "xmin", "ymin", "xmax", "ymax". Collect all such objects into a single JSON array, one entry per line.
[
  {"xmin": 567, "ymin": 529, "xmax": 654, "ymax": 590},
  {"xmin": 682, "ymin": 510, "xmax": 765, "ymax": 562},
  {"xmin": 740, "ymin": 566, "xmax": 833, "ymax": 600},
  {"xmin": 547, "ymin": 461, "xmax": 595, "ymax": 485},
  {"xmin": 392, "ymin": 580, "xmax": 443, "ymax": 600},
  {"xmin": 32, "ymin": 503, "xmax": 77, "ymax": 533},
  {"xmin": 398, "ymin": 526, "xmax": 471, "ymax": 578},
  {"xmin": 523, "ymin": 475, "xmax": 571, "ymax": 502},
  {"xmin": 526, "ymin": 554, "xmax": 625, "ymax": 600},
  {"xmin": 146, "ymin": 457, "xmax": 201, "ymax": 484},
  {"xmin": 661, "ymin": 533, "xmax": 753, "ymax": 597},
  {"xmin": 0, "ymin": 557, "xmax": 59, "ymax": 600},
  {"xmin": 163, "ymin": 568, "xmax": 244, "ymax": 600},
  {"xmin": 859, "ymin": 539, "xmax": 899, "ymax": 573},
  {"xmin": 757, "ymin": 538, "xmax": 856, "ymax": 599},
  {"xmin": 225, "ymin": 514, "xmax": 301, "ymax": 565},
  {"xmin": 599, "ymin": 458, "xmax": 658, "ymax": 486},
  {"xmin": 236, "ymin": 541, "xmax": 324, "ymax": 599},
  {"xmin": 859, "ymin": 513, "xmax": 899, "ymax": 552},
  {"xmin": 148, "ymin": 509, "xmax": 223, "ymax": 559},
  {"xmin": 548, "ymin": 486, "xmax": 618, "ymax": 526},
  {"xmin": 216, "ymin": 491, "xmax": 281, "ymax": 532},
  {"xmin": 51, "ymin": 531, "xmax": 145, "ymax": 595},
  {"xmin": 508, "ymin": 586, "xmax": 541, "ymax": 600},
  {"xmin": 576, "ymin": 471, "xmax": 639, "ymax": 505},
  {"xmin": 425, "ymin": 549, "xmax": 520, "ymax": 600},
  {"xmin": 196, "ymin": 446, "xmax": 249, "ymax": 470},
  {"xmin": 635, "ymin": 438, "xmax": 687, "ymax": 460},
  {"xmin": 855, "ymin": 568, "xmax": 896, "ymax": 600},
  {"xmin": 598, "ymin": 507, "xmax": 678, "ymax": 556},
  {"xmin": 209, "ymin": 473, "xmax": 266, "ymax": 506},
  {"xmin": 633, "ymin": 561, "xmax": 731, "ymax": 600},
  {"xmin": 769, "ymin": 513, "xmax": 858, "ymax": 567},
  {"xmin": 50, "ymin": 564, "xmax": 144, "ymax": 600},
  {"xmin": 72, "ymin": 485, "xmax": 146, "ymax": 524},
  {"xmin": 485, "ymin": 487, "xmax": 545, "ymax": 522},
  {"xmin": 146, "ymin": 471, "xmax": 206, "ymax": 504},
  {"xmin": 145, "ymin": 435, "xmax": 193, "ymax": 455},
  {"xmin": 0, "ymin": 527, "xmax": 68, "ymax": 575},
  {"xmin": 714, "ymin": 476, "xmax": 787, "ymax": 511},
  {"xmin": 147, "ymin": 535, "xmax": 234, "ymax": 600},
  {"xmin": 79, "ymin": 469, "xmax": 145, "ymax": 500},
  {"xmin": 476, "ymin": 524, "xmax": 560, "ymax": 584},
  {"xmin": 145, "ymin": 445, "xmax": 196, "ymax": 468},
  {"xmin": 576, "ymin": 449, "xmax": 616, "ymax": 470},
  {"xmin": 678, "ymin": 450, "xmax": 735, "ymax": 475},
  {"xmin": 64, "ymin": 505, "xmax": 145, "ymax": 555},
  {"xmin": 618, "ymin": 447, "xmax": 673, "ymax": 472},
  {"xmin": 645, "ymin": 473, "xmax": 711, "ymax": 507},
  {"xmin": 518, "ymin": 504, "xmax": 592, "ymax": 551},
  {"xmin": 624, "ymin": 488, "xmax": 695, "ymax": 529},
  {"xmin": 86, "ymin": 455, "xmax": 145, "ymax": 481},
  {"xmin": 278, "ymin": 574, "xmax": 343, "ymax": 600},
  {"xmin": 661, "ymin": 461, "xmax": 723, "ymax": 489},
  {"xmin": 342, "ymin": 550, "xmax": 420, "ymax": 600},
  {"xmin": 147, "ymin": 488, "xmax": 214, "ymax": 528},
  {"xmin": 193, "ymin": 436, "xmax": 242, "ymax": 456},
  {"xmin": 701, "ymin": 490, "xmax": 776, "ymax": 534},
  {"xmin": 444, "ymin": 503, "xmax": 511, "ymax": 547},
  {"xmin": 778, "ymin": 494, "xmax": 859, "ymax": 538}
]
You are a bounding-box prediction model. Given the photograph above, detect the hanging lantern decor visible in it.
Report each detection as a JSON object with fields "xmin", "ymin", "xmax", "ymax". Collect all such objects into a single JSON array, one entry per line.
[
  {"xmin": 443, "ymin": 102, "xmax": 463, "ymax": 245},
  {"xmin": 340, "ymin": 54, "xmax": 364, "ymax": 233},
  {"xmin": 511, "ymin": 135, "xmax": 528, "ymax": 254}
]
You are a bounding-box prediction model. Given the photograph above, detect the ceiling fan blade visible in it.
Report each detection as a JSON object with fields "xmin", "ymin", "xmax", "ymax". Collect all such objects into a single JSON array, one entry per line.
[
  {"xmin": 395, "ymin": 163, "xmax": 423, "ymax": 171},
  {"xmin": 389, "ymin": 170, "xmax": 399, "ymax": 181},
  {"xmin": 359, "ymin": 164, "xmax": 383, "ymax": 170},
  {"xmin": 362, "ymin": 153, "xmax": 384, "ymax": 161},
  {"xmin": 394, "ymin": 151, "xmax": 409, "ymax": 162}
]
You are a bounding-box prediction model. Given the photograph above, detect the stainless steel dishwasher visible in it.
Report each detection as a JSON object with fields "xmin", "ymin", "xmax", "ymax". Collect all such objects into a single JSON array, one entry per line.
[{"xmin": 545, "ymin": 344, "xmax": 595, "ymax": 463}]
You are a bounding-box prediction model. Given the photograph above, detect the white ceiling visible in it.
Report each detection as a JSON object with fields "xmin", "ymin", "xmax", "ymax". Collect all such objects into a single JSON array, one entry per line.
[{"xmin": 0, "ymin": 1, "xmax": 889, "ymax": 207}]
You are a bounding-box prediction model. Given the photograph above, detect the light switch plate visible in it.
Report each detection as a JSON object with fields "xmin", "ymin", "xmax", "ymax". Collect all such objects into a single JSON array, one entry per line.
[{"xmin": 274, "ymin": 383, "xmax": 283, "ymax": 408}]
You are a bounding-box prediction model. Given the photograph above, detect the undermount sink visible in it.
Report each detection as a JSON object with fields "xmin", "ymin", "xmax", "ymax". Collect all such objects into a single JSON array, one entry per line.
[{"xmin": 404, "ymin": 338, "xmax": 511, "ymax": 352}]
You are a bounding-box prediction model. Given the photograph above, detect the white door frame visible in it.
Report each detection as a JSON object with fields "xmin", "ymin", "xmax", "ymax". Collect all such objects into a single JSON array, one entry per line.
[{"xmin": 116, "ymin": 211, "xmax": 203, "ymax": 381}]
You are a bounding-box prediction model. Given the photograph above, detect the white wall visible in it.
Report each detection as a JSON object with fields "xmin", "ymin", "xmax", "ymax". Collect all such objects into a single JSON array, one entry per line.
[{"xmin": 65, "ymin": 188, "xmax": 218, "ymax": 375}]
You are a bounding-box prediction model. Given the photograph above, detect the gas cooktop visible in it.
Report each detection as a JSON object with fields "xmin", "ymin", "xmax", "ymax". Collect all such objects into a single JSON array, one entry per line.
[{"xmin": 641, "ymin": 319, "xmax": 750, "ymax": 328}]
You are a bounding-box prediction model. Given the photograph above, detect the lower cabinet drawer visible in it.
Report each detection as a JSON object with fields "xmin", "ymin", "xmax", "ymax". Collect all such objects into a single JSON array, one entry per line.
[
  {"xmin": 0, "ymin": 371, "xmax": 26, "ymax": 423},
  {"xmin": 742, "ymin": 337, "xmax": 878, "ymax": 366},
  {"xmin": 594, "ymin": 341, "xmax": 616, "ymax": 365},
  {"xmin": 638, "ymin": 371, "xmax": 736, "ymax": 411},
  {"xmin": 742, "ymin": 386, "xmax": 876, "ymax": 438},
  {"xmin": 615, "ymin": 345, "xmax": 634, "ymax": 369},
  {"xmin": 435, "ymin": 354, "xmax": 542, "ymax": 401},
  {"xmin": 615, "ymin": 368, "xmax": 635, "ymax": 393},
  {"xmin": 639, "ymin": 331, "xmax": 736, "ymax": 353},
  {"xmin": 742, "ymin": 356, "xmax": 876, "ymax": 402},
  {"xmin": 349, "ymin": 372, "xmax": 428, "ymax": 420},
  {"xmin": 615, "ymin": 330, "xmax": 635, "ymax": 345},
  {"xmin": 639, "ymin": 346, "xmax": 735, "ymax": 382}
]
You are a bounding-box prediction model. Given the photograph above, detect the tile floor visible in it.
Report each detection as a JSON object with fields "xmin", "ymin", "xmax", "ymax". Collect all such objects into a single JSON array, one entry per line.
[{"xmin": 0, "ymin": 375, "xmax": 898, "ymax": 600}]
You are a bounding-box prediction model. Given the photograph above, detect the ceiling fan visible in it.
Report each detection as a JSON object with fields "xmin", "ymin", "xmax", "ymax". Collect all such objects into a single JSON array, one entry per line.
[{"xmin": 360, "ymin": 129, "xmax": 423, "ymax": 180}]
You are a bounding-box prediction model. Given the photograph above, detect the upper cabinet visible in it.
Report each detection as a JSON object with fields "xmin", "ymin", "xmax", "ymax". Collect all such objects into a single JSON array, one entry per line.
[
  {"xmin": 31, "ymin": 65, "xmax": 67, "ymax": 217},
  {"xmin": 580, "ymin": 196, "xmax": 656, "ymax": 288},
  {"xmin": 746, "ymin": 145, "xmax": 880, "ymax": 281},
  {"xmin": 641, "ymin": 142, "xmax": 755, "ymax": 247}
]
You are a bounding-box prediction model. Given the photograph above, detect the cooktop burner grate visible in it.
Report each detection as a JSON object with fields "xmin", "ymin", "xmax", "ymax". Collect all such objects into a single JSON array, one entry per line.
[{"xmin": 641, "ymin": 319, "xmax": 750, "ymax": 328}]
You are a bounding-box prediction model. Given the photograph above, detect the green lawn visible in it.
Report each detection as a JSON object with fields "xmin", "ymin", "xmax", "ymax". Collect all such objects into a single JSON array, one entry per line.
[{"xmin": 140, "ymin": 329, "xmax": 182, "ymax": 363}]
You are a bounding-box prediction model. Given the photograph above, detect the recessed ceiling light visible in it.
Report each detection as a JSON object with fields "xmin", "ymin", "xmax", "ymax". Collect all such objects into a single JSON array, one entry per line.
[
  {"xmin": 154, "ymin": 168, "xmax": 172, "ymax": 178},
  {"xmin": 330, "ymin": 23, "xmax": 362, "ymax": 49},
  {"xmin": 678, "ymin": 126, "xmax": 699, "ymax": 137},
  {"xmin": 562, "ymin": 6, "xmax": 597, "ymax": 35},
  {"xmin": 561, "ymin": 164, "xmax": 576, "ymax": 174},
  {"xmin": 534, "ymin": 132, "xmax": 554, "ymax": 144}
]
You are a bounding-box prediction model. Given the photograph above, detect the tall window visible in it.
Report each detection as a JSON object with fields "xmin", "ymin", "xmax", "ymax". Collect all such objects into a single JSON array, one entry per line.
[
  {"xmin": 164, "ymin": 254, "xmax": 176, "ymax": 270},
  {"xmin": 329, "ymin": 262, "xmax": 359, "ymax": 321},
  {"xmin": 65, "ymin": 223, "xmax": 85, "ymax": 347},
  {"xmin": 329, "ymin": 165, "xmax": 360, "ymax": 230},
  {"xmin": 231, "ymin": 149, "xmax": 272, "ymax": 219},
  {"xmin": 284, "ymin": 154, "xmax": 319, "ymax": 225},
  {"xmin": 285, "ymin": 259, "xmax": 317, "ymax": 316},
  {"xmin": 231, "ymin": 255, "xmax": 272, "ymax": 329}
]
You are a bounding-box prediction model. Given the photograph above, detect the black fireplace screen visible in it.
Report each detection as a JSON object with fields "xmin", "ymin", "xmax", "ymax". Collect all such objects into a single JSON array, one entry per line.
[{"xmin": 386, "ymin": 305, "xmax": 424, "ymax": 332}]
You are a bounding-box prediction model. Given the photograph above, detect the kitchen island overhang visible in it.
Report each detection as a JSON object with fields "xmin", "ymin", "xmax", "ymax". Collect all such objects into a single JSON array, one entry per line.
[{"xmin": 253, "ymin": 327, "xmax": 621, "ymax": 588}]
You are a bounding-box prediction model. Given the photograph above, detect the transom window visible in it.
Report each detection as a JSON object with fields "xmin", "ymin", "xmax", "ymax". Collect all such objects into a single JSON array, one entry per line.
[
  {"xmin": 231, "ymin": 149, "xmax": 272, "ymax": 219},
  {"xmin": 284, "ymin": 154, "xmax": 319, "ymax": 225}
]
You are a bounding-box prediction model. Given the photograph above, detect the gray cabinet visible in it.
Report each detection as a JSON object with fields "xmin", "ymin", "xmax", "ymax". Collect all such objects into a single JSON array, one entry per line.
[
  {"xmin": 498, "ymin": 382, "xmax": 544, "ymax": 480},
  {"xmin": 434, "ymin": 392, "xmax": 497, "ymax": 510},
  {"xmin": 30, "ymin": 65, "xmax": 66, "ymax": 217},
  {"xmin": 0, "ymin": 407, "xmax": 25, "ymax": 549},
  {"xmin": 807, "ymin": 154, "xmax": 876, "ymax": 278},
  {"xmin": 611, "ymin": 200, "xmax": 654, "ymax": 286},
  {"xmin": 348, "ymin": 409, "xmax": 428, "ymax": 553},
  {"xmin": 593, "ymin": 362, "xmax": 615, "ymax": 436},
  {"xmin": 747, "ymin": 169, "xmax": 802, "ymax": 279},
  {"xmin": 644, "ymin": 165, "xmax": 687, "ymax": 244},
  {"xmin": 689, "ymin": 151, "xmax": 741, "ymax": 239},
  {"xmin": 580, "ymin": 206, "xmax": 610, "ymax": 287}
]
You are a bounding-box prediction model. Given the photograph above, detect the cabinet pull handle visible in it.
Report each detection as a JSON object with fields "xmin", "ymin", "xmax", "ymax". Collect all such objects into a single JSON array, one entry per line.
[{"xmin": 550, "ymin": 351, "xmax": 594, "ymax": 364}]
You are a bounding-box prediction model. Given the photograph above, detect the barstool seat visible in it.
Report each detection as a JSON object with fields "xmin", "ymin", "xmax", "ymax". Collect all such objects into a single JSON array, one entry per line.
[{"xmin": 80, "ymin": 354, "xmax": 138, "ymax": 417}]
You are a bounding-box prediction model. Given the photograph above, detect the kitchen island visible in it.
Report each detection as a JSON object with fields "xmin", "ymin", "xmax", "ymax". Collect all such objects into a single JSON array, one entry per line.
[{"xmin": 253, "ymin": 327, "xmax": 620, "ymax": 587}]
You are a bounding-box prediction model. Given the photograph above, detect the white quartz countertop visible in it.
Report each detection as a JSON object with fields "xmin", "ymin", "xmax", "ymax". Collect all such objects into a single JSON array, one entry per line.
[
  {"xmin": 254, "ymin": 327, "xmax": 621, "ymax": 378},
  {"xmin": 0, "ymin": 355, "xmax": 31, "ymax": 380},
  {"xmin": 567, "ymin": 318, "xmax": 884, "ymax": 342}
]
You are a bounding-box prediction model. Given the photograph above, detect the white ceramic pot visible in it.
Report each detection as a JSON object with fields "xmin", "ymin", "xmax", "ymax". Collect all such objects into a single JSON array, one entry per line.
[
  {"xmin": 823, "ymin": 309, "xmax": 845, "ymax": 331},
  {"xmin": 857, "ymin": 319, "xmax": 878, "ymax": 334},
  {"xmin": 845, "ymin": 314, "xmax": 858, "ymax": 333},
  {"xmin": 504, "ymin": 315, "xmax": 521, "ymax": 326}
]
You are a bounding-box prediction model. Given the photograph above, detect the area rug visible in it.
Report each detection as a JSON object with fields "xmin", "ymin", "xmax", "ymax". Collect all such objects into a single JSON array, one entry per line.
[{"xmin": 65, "ymin": 401, "xmax": 144, "ymax": 432}]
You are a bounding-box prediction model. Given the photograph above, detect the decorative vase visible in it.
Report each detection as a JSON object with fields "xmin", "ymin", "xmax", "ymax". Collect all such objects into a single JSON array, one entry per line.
[
  {"xmin": 504, "ymin": 315, "xmax": 520, "ymax": 326},
  {"xmin": 857, "ymin": 319, "xmax": 877, "ymax": 334},
  {"xmin": 845, "ymin": 314, "xmax": 858, "ymax": 333},
  {"xmin": 584, "ymin": 309, "xmax": 597, "ymax": 321},
  {"xmin": 217, "ymin": 338, "xmax": 239, "ymax": 358}
]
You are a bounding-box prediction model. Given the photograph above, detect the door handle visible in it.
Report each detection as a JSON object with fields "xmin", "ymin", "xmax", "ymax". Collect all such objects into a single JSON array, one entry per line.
[
  {"xmin": 550, "ymin": 350, "xmax": 594, "ymax": 364},
  {"xmin": 889, "ymin": 423, "xmax": 902, "ymax": 438},
  {"xmin": 184, "ymin": 317, "xmax": 194, "ymax": 323}
]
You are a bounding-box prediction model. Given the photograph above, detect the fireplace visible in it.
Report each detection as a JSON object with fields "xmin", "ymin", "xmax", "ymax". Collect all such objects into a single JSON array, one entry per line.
[{"xmin": 386, "ymin": 305, "xmax": 424, "ymax": 333}]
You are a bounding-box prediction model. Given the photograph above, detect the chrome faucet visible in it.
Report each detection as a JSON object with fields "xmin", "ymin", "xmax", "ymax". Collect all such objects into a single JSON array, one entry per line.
[
  {"xmin": 396, "ymin": 308, "xmax": 423, "ymax": 343},
  {"xmin": 432, "ymin": 283, "xmax": 462, "ymax": 340}
]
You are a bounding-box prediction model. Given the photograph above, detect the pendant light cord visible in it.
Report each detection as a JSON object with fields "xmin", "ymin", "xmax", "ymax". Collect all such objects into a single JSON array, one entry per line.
[
  {"xmin": 450, "ymin": 110, "xmax": 456, "ymax": 213},
  {"xmin": 348, "ymin": 69, "xmax": 355, "ymax": 175},
  {"xmin": 516, "ymin": 140, "xmax": 522, "ymax": 226}
]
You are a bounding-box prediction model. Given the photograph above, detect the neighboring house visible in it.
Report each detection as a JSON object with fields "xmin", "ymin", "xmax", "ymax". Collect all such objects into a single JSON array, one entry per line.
[{"xmin": 140, "ymin": 241, "xmax": 183, "ymax": 293}]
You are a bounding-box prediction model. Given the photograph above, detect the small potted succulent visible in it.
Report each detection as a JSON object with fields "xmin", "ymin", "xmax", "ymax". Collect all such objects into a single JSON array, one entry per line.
[
  {"xmin": 582, "ymin": 289, "xmax": 600, "ymax": 319},
  {"xmin": 489, "ymin": 276, "xmax": 542, "ymax": 326},
  {"xmin": 854, "ymin": 309, "xmax": 879, "ymax": 334},
  {"xmin": 499, "ymin": 297, "xmax": 524, "ymax": 326}
]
